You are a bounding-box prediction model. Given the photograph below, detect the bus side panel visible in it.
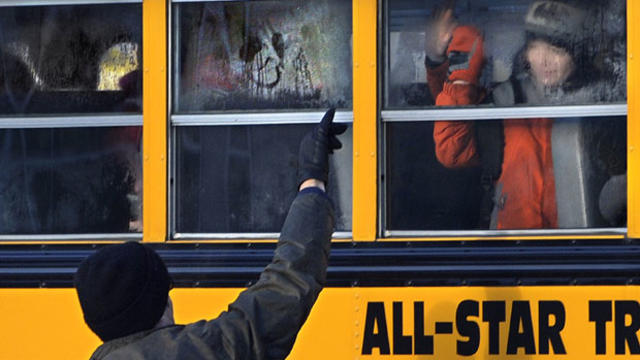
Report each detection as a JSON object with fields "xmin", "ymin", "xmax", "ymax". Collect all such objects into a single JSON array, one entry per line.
[{"xmin": 2, "ymin": 287, "xmax": 640, "ymax": 359}]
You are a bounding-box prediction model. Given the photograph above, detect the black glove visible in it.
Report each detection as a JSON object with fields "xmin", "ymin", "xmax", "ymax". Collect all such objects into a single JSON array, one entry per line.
[{"xmin": 297, "ymin": 108, "xmax": 348, "ymax": 187}]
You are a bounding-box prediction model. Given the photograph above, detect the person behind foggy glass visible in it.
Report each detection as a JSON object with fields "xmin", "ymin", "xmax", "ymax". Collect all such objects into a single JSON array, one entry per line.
[{"xmin": 425, "ymin": 1, "xmax": 626, "ymax": 230}]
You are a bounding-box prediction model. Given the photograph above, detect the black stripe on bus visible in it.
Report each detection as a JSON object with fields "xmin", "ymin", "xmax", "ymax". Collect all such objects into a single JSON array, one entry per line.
[{"xmin": 1, "ymin": 239, "xmax": 639, "ymax": 288}]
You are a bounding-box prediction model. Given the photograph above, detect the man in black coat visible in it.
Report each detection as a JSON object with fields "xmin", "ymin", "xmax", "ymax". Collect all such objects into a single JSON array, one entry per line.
[{"xmin": 74, "ymin": 109, "xmax": 346, "ymax": 360}]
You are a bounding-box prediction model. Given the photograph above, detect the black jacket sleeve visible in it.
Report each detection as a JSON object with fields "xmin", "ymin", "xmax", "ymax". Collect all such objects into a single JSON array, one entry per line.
[{"xmin": 192, "ymin": 189, "xmax": 335, "ymax": 360}]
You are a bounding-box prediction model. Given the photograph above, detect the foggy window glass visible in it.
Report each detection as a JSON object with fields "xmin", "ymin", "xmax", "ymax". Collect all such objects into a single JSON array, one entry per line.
[
  {"xmin": 385, "ymin": 0, "xmax": 626, "ymax": 108},
  {"xmin": 175, "ymin": 125, "xmax": 352, "ymax": 233},
  {"xmin": 173, "ymin": 0, "xmax": 352, "ymax": 112},
  {"xmin": 386, "ymin": 116, "xmax": 626, "ymax": 231},
  {"xmin": 0, "ymin": 4, "xmax": 142, "ymax": 115},
  {"xmin": 0, "ymin": 127, "xmax": 142, "ymax": 234}
]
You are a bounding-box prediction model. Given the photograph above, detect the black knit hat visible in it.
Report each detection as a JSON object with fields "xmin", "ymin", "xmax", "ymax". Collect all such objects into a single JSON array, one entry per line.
[{"xmin": 75, "ymin": 242, "xmax": 171, "ymax": 341}]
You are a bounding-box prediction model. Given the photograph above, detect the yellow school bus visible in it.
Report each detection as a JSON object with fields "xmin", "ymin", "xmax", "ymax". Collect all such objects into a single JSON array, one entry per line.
[{"xmin": 0, "ymin": 0, "xmax": 639, "ymax": 358}]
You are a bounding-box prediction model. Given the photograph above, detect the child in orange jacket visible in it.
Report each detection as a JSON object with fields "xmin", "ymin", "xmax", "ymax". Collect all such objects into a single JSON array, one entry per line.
[{"xmin": 426, "ymin": 1, "xmax": 610, "ymax": 230}]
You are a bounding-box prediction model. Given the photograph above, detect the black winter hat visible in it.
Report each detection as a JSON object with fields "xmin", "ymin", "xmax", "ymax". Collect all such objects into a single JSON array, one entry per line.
[{"xmin": 75, "ymin": 242, "xmax": 171, "ymax": 342}]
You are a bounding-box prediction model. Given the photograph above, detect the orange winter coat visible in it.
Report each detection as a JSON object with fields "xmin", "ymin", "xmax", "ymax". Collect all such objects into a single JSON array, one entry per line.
[{"xmin": 428, "ymin": 63, "xmax": 557, "ymax": 230}]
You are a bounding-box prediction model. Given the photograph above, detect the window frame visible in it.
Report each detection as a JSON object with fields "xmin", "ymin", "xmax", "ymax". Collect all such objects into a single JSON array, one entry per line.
[
  {"xmin": 0, "ymin": 0, "xmax": 144, "ymax": 241},
  {"xmin": 166, "ymin": 0, "xmax": 357, "ymax": 240},
  {"xmin": 168, "ymin": 112, "xmax": 354, "ymax": 241},
  {"xmin": 379, "ymin": 0, "xmax": 631, "ymax": 239}
]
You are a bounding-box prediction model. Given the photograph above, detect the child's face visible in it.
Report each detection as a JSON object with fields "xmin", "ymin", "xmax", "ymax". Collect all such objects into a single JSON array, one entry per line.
[{"xmin": 526, "ymin": 39, "xmax": 575, "ymax": 88}]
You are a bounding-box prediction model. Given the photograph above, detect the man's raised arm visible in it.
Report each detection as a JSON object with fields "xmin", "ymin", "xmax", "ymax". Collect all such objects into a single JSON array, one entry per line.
[{"xmin": 190, "ymin": 109, "xmax": 347, "ymax": 360}]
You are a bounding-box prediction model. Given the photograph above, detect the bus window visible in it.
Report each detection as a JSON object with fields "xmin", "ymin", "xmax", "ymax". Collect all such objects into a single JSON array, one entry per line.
[
  {"xmin": 0, "ymin": 3, "xmax": 142, "ymax": 237},
  {"xmin": 173, "ymin": 1, "xmax": 352, "ymax": 112},
  {"xmin": 383, "ymin": 0, "xmax": 627, "ymax": 234},
  {"xmin": 171, "ymin": 1, "xmax": 353, "ymax": 238}
]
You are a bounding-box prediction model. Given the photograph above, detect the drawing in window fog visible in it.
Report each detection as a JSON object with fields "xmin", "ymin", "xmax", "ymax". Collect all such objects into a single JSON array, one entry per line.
[
  {"xmin": 0, "ymin": 5, "xmax": 143, "ymax": 234},
  {"xmin": 175, "ymin": 0, "xmax": 352, "ymax": 111},
  {"xmin": 386, "ymin": 0, "xmax": 626, "ymax": 231}
]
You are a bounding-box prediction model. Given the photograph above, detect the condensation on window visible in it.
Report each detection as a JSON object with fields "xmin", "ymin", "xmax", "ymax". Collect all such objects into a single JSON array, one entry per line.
[
  {"xmin": 383, "ymin": 1, "xmax": 628, "ymax": 233},
  {"xmin": 175, "ymin": 124, "xmax": 352, "ymax": 234},
  {"xmin": 0, "ymin": 127, "xmax": 142, "ymax": 234},
  {"xmin": 174, "ymin": 1, "xmax": 353, "ymax": 112},
  {"xmin": 385, "ymin": 0, "xmax": 627, "ymax": 108},
  {"xmin": 386, "ymin": 116, "xmax": 627, "ymax": 231},
  {"xmin": 0, "ymin": 4, "xmax": 142, "ymax": 114},
  {"xmin": 0, "ymin": 4, "xmax": 143, "ymax": 235}
]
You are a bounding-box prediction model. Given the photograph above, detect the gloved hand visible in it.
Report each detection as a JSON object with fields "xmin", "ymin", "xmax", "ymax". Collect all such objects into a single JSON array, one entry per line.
[
  {"xmin": 297, "ymin": 108, "xmax": 348, "ymax": 187},
  {"xmin": 446, "ymin": 25, "xmax": 484, "ymax": 85}
]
